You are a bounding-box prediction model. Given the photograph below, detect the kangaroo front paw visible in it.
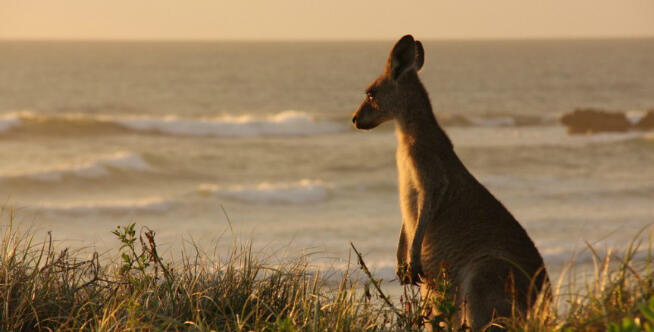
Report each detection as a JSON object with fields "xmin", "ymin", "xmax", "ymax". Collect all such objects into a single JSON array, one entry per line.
[
  {"xmin": 396, "ymin": 261, "xmax": 423, "ymax": 285},
  {"xmin": 409, "ymin": 260, "xmax": 424, "ymax": 284},
  {"xmin": 395, "ymin": 263, "xmax": 407, "ymax": 283}
]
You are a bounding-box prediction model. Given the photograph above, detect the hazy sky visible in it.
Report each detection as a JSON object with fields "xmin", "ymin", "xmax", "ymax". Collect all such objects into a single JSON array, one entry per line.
[{"xmin": 2, "ymin": 0, "xmax": 654, "ymax": 40}]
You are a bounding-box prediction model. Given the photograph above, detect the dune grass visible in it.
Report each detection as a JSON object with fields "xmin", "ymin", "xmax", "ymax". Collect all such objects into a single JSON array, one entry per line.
[{"xmin": 1, "ymin": 207, "xmax": 653, "ymax": 331}]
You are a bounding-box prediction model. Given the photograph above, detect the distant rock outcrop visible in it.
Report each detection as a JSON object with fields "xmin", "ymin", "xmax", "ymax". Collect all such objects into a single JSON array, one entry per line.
[
  {"xmin": 634, "ymin": 110, "xmax": 654, "ymax": 131},
  {"xmin": 560, "ymin": 109, "xmax": 632, "ymax": 134}
]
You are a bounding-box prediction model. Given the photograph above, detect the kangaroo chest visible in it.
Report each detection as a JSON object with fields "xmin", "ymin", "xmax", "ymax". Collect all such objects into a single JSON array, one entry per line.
[
  {"xmin": 396, "ymin": 143, "xmax": 421, "ymax": 232},
  {"xmin": 396, "ymin": 139, "xmax": 460, "ymax": 274}
]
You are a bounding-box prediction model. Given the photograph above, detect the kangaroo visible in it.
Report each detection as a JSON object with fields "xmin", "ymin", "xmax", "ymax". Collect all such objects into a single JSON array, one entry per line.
[{"xmin": 351, "ymin": 35, "xmax": 549, "ymax": 331}]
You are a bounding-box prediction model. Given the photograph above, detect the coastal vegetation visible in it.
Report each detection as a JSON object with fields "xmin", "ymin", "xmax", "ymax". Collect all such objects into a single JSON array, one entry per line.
[{"xmin": 1, "ymin": 208, "xmax": 653, "ymax": 331}]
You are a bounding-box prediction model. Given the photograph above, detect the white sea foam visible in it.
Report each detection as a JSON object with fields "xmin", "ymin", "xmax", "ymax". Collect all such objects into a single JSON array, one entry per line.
[
  {"xmin": 626, "ymin": 110, "xmax": 647, "ymax": 125},
  {"xmin": 33, "ymin": 196, "xmax": 171, "ymax": 215},
  {"xmin": 540, "ymin": 245, "xmax": 649, "ymax": 267},
  {"xmin": 449, "ymin": 126, "xmax": 645, "ymax": 148},
  {"xmin": 467, "ymin": 115, "xmax": 516, "ymax": 127},
  {"xmin": 0, "ymin": 152, "xmax": 152, "ymax": 182},
  {"xmin": 0, "ymin": 110, "xmax": 346, "ymax": 137},
  {"xmin": 198, "ymin": 179, "xmax": 329, "ymax": 204},
  {"xmin": 0, "ymin": 112, "xmax": 22, "ymax": 132},
  {"xmin": 115, "ymin": 111, "xmax": 345, "ymax": 137}
]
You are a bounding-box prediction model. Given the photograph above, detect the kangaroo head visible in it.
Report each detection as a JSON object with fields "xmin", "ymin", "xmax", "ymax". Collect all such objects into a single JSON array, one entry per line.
[{"xmin": 352, "ymin": 35, "xmax": 425, "ymax": 130}]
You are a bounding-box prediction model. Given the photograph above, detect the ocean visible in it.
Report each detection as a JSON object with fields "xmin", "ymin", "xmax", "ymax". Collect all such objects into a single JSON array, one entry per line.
[{"xmin": 1, "ymin": 39, "xmax": 653, "ymax": 282}]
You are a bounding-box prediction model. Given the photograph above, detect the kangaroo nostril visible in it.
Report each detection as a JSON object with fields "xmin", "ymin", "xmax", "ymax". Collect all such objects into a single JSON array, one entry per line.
[{"xmin": 352, "ymin": 116, "xmax": 357, "ymax": 124}]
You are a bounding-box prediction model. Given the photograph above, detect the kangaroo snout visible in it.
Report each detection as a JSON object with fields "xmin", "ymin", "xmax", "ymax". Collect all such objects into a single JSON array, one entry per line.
[
  {"xmin": 351, "ymin": 109, "xmax": 369, "ymax": 130},
  {"xmin": 352, "ymin": 102, "xmax": 386, "ymax": 130},
  {"xmin": 351, "ymin": 114, "xmax": 374, "ymax": 130}
]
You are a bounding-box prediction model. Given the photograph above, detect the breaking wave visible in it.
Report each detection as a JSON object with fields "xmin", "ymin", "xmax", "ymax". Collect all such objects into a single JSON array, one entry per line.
[
  {"xmin": 21, "ymin": 179, "xmax": 330, "ymax": 216},
  {"xmin": 437, "ymin": 113, "xmax": 555, "ymax": 127},
  {"xmin": 0, "ymin": 152, "xmax": 152, "ymax": 182},
  {"xmin": 198, "ymin": 179, "xmax": 330, "ymax": 204},
  {"xmin": 0, "ymin": 110, "xmax": 561, "ymax": 140},
  {"xmin": 0, "ymin": 113, "xmax": 22, "ymax": 132},
  {"xmin": 30, "ymin": 196, "xmax": 172, "ymax": 215},
  {"xmin": 0, "ymin": 110, "xmax": 345, "ymax": 137},
  {"xmin": 448, "ymin": 126, "xmax": 647, "ymax": 148},
  {"xmin": 541, "ymin": 245, "xmax": 653, "ymax": 267}
]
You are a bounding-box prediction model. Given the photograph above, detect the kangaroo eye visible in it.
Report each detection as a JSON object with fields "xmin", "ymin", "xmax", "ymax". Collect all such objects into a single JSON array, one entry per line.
[{"xmin": 366, "ymin": 92, "xmax": 375, "ymax": 101}]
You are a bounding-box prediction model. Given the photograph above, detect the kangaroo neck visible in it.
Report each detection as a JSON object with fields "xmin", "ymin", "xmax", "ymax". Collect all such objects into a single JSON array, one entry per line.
[{"xmin": 393, "ymin": 83, "xmax": 453, "ymax": 154}]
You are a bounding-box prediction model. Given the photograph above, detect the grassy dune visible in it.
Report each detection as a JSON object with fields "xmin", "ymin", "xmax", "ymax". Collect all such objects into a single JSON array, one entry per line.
[{"xmin": 1, "ymin": 208, "xmax": 653, "ymax": 331}]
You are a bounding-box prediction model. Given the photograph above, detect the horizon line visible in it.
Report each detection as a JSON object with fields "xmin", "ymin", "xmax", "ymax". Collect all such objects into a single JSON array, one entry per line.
[{"xmin": 2, "ymin": 35, "xmax": 654, "ymax": 43}]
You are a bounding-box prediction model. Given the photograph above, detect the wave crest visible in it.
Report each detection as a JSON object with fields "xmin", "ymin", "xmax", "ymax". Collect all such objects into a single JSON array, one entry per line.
[
  {"xmin": 0, "ymin": 112, "xmax": 22, "ymax": 132},
  {"xmin": 0, "ymin": 152, "xmax": 152, "ymax": 182},
  {"xmin": 30, "ymin": 196, "xmax": 171, "ymax": 215},
  {"xmin": 198, "ymin": 179, "xmax": 329, "ymax": 204},
  {"xmin": 118, "ymin": 111, "xmax": 345, "ymax": 137},
  {"xmin": 0, "ymin": 110, "xmax": 345, "ymax": 137},
  {"xmin": 437, "ymin": 113, "xmax": 554, "ymax": 127}
]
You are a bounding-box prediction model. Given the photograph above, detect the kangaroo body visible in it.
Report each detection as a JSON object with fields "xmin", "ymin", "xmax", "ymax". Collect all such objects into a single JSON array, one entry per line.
[{"xmin": 352, "ymin": 35, "xmax": 549, "ymax": 331}]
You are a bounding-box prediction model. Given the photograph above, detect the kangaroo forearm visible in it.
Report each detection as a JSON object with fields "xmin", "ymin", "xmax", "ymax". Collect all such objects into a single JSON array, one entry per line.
[
  {"xmin": 397, "ymin": 223, "xmax": 408, "ymax": 265},
  {"xmin": 410, "ymin": 179, "xmax": 448, "ymax": 264}
]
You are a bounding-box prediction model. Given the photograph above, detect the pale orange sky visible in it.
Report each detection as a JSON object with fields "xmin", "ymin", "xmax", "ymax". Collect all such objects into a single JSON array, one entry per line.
[{"xmin": 1, "ymin": 0, "xmax": 654, "ymax": 40}]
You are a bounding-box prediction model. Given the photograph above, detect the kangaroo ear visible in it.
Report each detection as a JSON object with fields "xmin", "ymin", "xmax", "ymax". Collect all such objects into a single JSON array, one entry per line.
[
  {"xmin": 388, "ymin": 35, "xmax": 416, "ymax": 80},
  {"xmin": 414, "ymin": 41, "xmax": 424, "ymax": 72}
]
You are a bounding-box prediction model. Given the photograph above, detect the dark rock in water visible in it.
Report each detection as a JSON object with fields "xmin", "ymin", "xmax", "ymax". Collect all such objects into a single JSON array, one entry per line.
[
  {"xmin": 634, "ymin": 110, "xmax": 654, "ymax": 130},
  {"xmin": 560, "ymin": 109, "xmax": 632, "ymax": 134}
]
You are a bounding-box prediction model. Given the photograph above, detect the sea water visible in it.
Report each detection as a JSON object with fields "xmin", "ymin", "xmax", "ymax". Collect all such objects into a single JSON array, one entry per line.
[{"xmin": 1, "ymin": 39, "xmax": 653, "ymax": 282}]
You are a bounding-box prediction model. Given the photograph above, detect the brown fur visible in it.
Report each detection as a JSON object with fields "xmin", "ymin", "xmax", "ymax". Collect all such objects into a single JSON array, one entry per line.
[{"xmin": 352, "ymin": 35, "xmax": 550, "ymax": 331}]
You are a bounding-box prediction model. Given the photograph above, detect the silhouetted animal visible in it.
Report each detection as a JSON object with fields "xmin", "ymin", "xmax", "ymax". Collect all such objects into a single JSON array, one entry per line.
[{"xmin": 352, "ymin": 35, "xmax": 549, "ymax": 331}]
